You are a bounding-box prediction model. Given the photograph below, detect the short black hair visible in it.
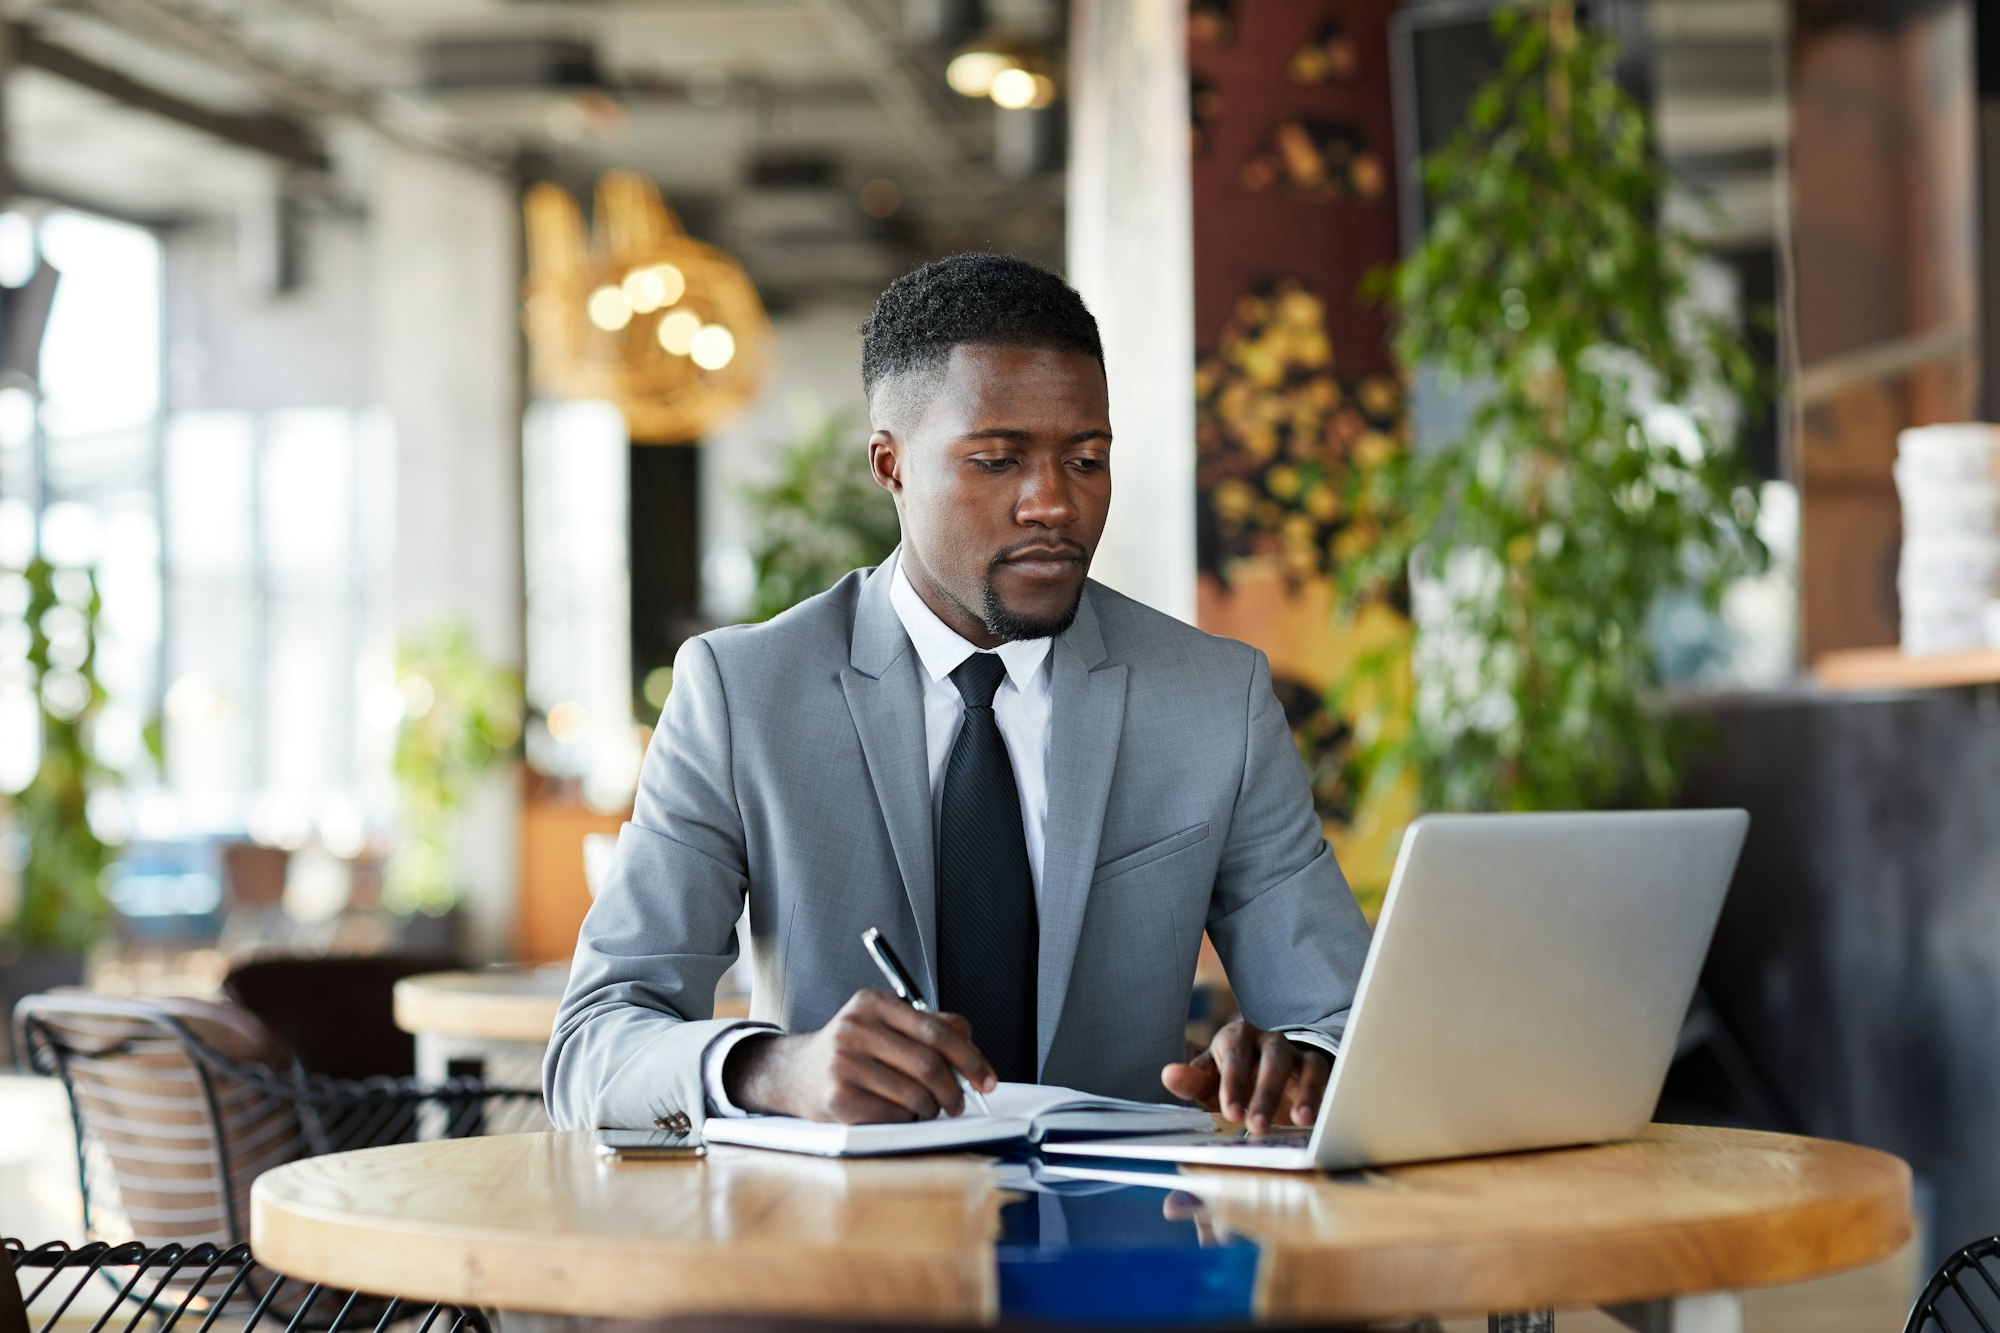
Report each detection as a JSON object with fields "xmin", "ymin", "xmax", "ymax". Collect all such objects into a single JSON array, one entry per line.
[{"xmin": 860, "ymin": 253, "xmax": 1104, "ymax": 410}]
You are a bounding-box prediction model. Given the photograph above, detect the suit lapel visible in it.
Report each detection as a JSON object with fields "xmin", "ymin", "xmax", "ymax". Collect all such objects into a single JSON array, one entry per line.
[
  {"xmin": 1036, "ymin": 588, "xmax": 1125, "ymax": 1073},
  {"xmin": 841, "ymin": 553, "xmax": 941, "ymax": 994}
]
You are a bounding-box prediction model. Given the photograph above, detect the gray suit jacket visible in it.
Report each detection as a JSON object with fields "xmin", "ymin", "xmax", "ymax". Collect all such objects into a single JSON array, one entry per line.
[{"xmin": 544, "ymin": 557, "xmax": 1372, "ymax": 1131}]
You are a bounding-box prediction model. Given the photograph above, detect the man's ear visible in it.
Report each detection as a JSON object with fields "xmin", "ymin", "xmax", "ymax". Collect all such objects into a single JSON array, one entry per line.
[{"xmin": 868, "ymin": 430, "xmax": 903, "ymax": 496}]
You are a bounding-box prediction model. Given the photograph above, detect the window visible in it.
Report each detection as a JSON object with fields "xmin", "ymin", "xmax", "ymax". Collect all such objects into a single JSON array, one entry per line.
[{"xmin": 0, "ymin": 204, "xmax": 395, "ymax": 857}]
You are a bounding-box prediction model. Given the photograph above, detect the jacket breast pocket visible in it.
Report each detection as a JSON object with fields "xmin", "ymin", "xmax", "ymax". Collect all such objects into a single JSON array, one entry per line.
[{"xmin": 1092, "ymin": 822, "xmax": 1211, "ymax": 885}]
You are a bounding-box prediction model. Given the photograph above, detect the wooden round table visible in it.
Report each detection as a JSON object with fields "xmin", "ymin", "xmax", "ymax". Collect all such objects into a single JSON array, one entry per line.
[
  {"xmin": 251, "ymin": 1126, "xmax": 1910, "ymax": 1327},
  {"xmin": 392, "ymin": 966, "xmax": 569, "ymax": 1049},
  {"xmin": 391, "ymin": 966, "xmax": 569, "ymax": 1112},
  {"xmin": 392, "ymin": 967, "xmax": 752, "ymax": 1084}
]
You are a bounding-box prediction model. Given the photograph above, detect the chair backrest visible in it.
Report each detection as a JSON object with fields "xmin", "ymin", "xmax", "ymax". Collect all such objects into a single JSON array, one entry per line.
[
  {"xmin": 5, "ymin": 1238, "xmax": 486, "ymax": 1333},
  {"xmin": 12, "ymin": 993, "xmax": 305, "ymax": 1248},
  {"xmin": 1907, "ymin": 1235, "xmax": 2000, "ymax": 1333},
  {"xmin": 222, "ymin": 953, "xmax": 463, "ymax": 1080},
  {"xmin": 0, "ymin": 1243, "xmax": 28, "ymax": 1333}
]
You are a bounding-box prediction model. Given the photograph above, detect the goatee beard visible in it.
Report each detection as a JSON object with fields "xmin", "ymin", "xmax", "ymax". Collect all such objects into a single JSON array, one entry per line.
[{"xmin": 979, "ymin": 577, "xmax": 1083, "ymax": 642}]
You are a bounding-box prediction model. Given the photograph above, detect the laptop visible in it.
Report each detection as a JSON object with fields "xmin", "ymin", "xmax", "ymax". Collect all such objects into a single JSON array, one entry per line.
[{"xmin": 1043, "ymin": 809, "xmax": 1749, "ymax": 1172}]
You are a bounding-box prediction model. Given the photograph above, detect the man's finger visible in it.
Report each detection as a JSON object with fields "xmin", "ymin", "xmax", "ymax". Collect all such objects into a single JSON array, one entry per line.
[
  {"xmin": 853, "ymin": 1021, "xmax": 970, "ymax": 1115},
  {"xmin": 831, "ymin": 1049, "xmax": 943, "ymax": 1121},
  {"xmin": 1289, "ymin": 1050, "xmax": 1332, "ymax": 1125},
  {"xmin": 1161, "ymin": 1051, "xmax": 1221, "ymax": 1109},
  {"xmin": 870, "ymin": 998, "xmax": 998, "ymax": 1092},
  {"xmin": 1244, "ymin": 1033, "xmax": 1294, "ymax": 1134},
  {"xmin": 826, "ymin": 1080, "xmax": 923, "ymax": 1125},
  {"xmin": 1212, "ymin": 1023, "xmax": 1257, "ymax": 1122}
]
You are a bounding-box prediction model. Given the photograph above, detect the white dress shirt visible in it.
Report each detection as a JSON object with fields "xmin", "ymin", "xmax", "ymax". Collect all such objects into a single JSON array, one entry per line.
[{"xmin": 702, "ymin": 553, "xmax": 1056, "ymax": 1114}]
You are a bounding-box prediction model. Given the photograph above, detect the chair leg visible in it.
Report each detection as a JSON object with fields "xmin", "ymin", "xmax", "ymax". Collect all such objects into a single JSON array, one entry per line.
[{"xmin": 1490, "ymin": 1312, "xmax": 1553, "ymax": 1333}]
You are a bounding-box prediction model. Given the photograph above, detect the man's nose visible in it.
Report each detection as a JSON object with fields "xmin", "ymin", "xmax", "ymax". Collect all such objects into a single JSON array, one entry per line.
[{"xmin": 1014, "ymin": 458, "xmax": 1079, "ymax": 528}]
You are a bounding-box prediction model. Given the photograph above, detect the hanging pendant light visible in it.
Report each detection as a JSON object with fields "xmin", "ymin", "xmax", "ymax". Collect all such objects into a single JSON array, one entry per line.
[{"xmin": 523, "ymin": 170, "xmax": 772, "ymax": 444}]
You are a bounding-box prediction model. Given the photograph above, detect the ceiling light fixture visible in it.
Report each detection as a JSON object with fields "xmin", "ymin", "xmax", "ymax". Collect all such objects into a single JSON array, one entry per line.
[
  {"xmin": 946, "ymin": 48, "xmax": 1015, "ymax": 97},
  {"xmin": 689, "ymin": 324, "xmax": 736, "ymax": 371},
  {"xmin": 657, "ymin": 308, "xmax": 701, "ymax": 356},
  {"xmin": 586, "ymin": 285, "xmax": 632, "ymax": 331},
  {"xmin": 524, "ymin": 171, "xmax": 771, "ymax": 442},
  {"xmin": 990, "ymin": 68, "xmax": 1056, "ymax": 110}
]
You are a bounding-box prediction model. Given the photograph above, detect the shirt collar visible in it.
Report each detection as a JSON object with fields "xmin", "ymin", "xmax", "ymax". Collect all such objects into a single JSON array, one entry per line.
[{"xmin": 889, "ymin": 552, "xmax": 1053, "ymax": 695}]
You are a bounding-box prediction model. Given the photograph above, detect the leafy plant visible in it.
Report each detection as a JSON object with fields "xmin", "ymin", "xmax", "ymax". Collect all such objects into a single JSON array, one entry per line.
[
  {"xmin": 744, "ymin": 410, "xmax": 901, "ymax": 622},
  {"xmin": 5, "ymin": 558, "xmax": 116, "ymax": 956},
  {"xmin": 387, "ymin": 621, "xmax": 524, "ymax": 915},
  {"xmin": 1335, "ymin": 5, "xmax": 1766, "ymax": 813}
]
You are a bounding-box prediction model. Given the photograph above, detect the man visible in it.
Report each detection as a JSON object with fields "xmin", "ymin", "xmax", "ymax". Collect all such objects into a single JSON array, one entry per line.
[{"xmin": 545, "ymin": 254, "xmax": 1371, "ymax": 1137}]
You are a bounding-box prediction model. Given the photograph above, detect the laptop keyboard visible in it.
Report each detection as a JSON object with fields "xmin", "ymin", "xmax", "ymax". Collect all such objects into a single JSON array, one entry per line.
[{"xmin": 1210, "ymin": 1126, "xmax": 1314, "ymax": 1146}]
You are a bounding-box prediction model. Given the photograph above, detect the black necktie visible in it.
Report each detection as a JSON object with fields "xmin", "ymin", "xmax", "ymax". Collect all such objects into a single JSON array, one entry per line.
[{"xmin": 937, "ymin": 652, "xmax": 1039, "ymax": 1083}]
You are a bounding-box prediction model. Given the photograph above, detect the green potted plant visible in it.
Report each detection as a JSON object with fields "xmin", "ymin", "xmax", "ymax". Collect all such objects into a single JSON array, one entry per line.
[
  {"xmin": 743, "ymin": 408, "xmax": 901, "ymax": 623},
  {"xmin": 387, "ymin": 620, "xmax": 524, "ymax": 951},
  {"xmin": 1, "ymin": 558, "xmax": 117, "ymax": 1012},
  {"xmin": 1335, "ymin": 4, "xmax": 1766, "ymax": 814}
]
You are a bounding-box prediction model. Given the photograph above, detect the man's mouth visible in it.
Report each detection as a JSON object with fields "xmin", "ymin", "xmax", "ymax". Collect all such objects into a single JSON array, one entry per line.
[{"xmin": 998, "ymin": 546, "xmax": 1084, "ymax": 580}]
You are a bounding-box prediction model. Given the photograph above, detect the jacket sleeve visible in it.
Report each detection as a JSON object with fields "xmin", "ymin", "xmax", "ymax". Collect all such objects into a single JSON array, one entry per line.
[
  {"xmin": 542, "ymin": 634, "xmax": 760, "ymax": 1131},
  {"xmin": 1204, "ymin": 648, "xmax": 1373, "ymax": 1049}
]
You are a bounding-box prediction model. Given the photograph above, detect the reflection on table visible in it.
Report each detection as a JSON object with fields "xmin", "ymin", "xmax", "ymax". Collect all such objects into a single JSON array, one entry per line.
[{"xmin": 250, "ymin": 1125, "xmax": 1912, "ymax": 1326}]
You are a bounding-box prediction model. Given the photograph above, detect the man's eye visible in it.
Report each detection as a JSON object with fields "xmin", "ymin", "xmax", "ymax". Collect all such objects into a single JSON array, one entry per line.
[
  {"xmin": 971, "ymin": 457, "xmax": 1015, "ymax": 471},
  {"xmin": 1070, "ymin": 457, "xmax": 1106, "ymax": 472}
]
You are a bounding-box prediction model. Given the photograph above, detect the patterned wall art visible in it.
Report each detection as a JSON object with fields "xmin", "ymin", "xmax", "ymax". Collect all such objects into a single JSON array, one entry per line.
[
  {"xmin": 1195, "ymin": 279, "xmax": 1399, "ymax": 588},
  {"xmin": 1190, "ymin": 75, "xmax": 1223, "ymax": 155},
  {"xmin": 1188, "ymin": 0, "xmax": 1413, "ymax": 910},
  {"xmin": 1189, "ymin": 0, "xmax": 1238, "ymax": 49},
  {"xmin": 1237, "ymin": 119, "xmax": 1386, "ymax": 200},
  {"xmin": 1287, "ymin": 20, "xmax": 1361, "ymax": 85}
]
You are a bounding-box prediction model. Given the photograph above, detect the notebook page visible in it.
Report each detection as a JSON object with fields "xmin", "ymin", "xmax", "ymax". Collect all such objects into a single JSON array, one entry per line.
[
  {"xmin": 700, "ymin": 1111, "xmax": 1030, "ymax": 1157},
  {"xmin": 983, "ymin": 1082, "xmax": 1214, "ymax": 1121}
]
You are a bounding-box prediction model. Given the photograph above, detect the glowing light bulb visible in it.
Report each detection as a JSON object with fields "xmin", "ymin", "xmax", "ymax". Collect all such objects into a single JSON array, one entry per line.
[
  {"xmin": 690, "ymin": 323, "xmax": 736, "ymax": 371},
  {"xmin": 947, "ymin": 50, "xmax": 1012, "ymax": 97},
  {"xmin": 991, "ymin": 68, "xmax": 1055, "ymax": 110},
  {"xmin": 654, "ymin": 264, "xmax": 686, "ymax": 306},
  {"xmin": 657, "ymin": 308, "xmax": 701, "ymax": 355},
  {"xmin": 587, "ymin": 285, "xmax": 632, "ymax": 331},
  {"xmin": 622, "ymin": 268, "xmax": 667, "ymax": 313}
]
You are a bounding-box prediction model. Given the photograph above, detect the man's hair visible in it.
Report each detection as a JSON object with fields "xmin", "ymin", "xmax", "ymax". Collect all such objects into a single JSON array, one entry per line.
[{"xmin": 859, "ymin": 253, "xmax": 1104, "ymax": 415}]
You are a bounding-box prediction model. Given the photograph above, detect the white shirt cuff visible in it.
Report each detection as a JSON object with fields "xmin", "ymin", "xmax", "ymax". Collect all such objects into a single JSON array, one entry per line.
[
  {"xmin": 700, "ymin": 1023, "xmax": 783, "ymax": 1117},
  {"xmin": 1277, "ymin": 1028, "xmax": 1339, "ymax": 1059}
]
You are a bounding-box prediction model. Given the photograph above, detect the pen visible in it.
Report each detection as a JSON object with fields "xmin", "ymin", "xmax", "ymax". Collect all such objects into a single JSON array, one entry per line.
[{"xmin": 860, "ymin": 927, "xmax": 993, "ymax": 1117}]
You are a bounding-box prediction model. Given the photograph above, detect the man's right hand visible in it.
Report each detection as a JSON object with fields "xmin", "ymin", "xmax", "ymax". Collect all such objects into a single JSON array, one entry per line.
[{"xmin": 720, "ymin": 988, "xmax": 999, "ymax": 1123}]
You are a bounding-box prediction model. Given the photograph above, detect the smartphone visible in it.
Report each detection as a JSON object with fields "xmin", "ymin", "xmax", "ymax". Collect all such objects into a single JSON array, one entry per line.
[{"xmin": 593, "ymin": 1128, "xmax": 705, "ymax": 1161}]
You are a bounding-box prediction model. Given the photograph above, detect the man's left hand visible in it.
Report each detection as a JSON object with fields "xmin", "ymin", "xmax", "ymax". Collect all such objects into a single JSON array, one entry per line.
[{"xmin": 1160, "ymin": 1020, "xmax": 1331, "ymax": 1135}]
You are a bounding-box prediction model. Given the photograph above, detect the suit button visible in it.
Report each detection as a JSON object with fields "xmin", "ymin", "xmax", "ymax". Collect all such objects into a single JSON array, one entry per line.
[{"xmin": 655, "ymin": 1111, "xmax": 692, "ymax": 1134}]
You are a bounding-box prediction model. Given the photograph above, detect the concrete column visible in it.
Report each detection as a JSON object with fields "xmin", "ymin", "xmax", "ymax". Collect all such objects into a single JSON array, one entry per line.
[
  {"xmin": 366, "ymin": 140, "xmax": 523, "ymax": 960},
  {"xmin": 1065, "ymin": 0, "xmax": 1197, "ymax": 625}
]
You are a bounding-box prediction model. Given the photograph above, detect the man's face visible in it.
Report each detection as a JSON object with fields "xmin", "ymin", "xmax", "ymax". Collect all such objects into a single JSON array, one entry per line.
[{"xmin": 870, "ymin": 343, "xmax": 1112, "ymax": 648}]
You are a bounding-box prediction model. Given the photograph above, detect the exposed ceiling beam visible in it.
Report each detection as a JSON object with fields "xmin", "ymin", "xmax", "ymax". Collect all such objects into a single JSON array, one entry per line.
[
  {"xmin": 13, "ymin": 24, "xmax": 330, "ymax": 171},
  {"xmin": 807, "ymin": 0, "xmax": 981, "ymax": 192},
  {"xmin": 63, "ymin": 0, "xmax": 512, "ymax": 174}
]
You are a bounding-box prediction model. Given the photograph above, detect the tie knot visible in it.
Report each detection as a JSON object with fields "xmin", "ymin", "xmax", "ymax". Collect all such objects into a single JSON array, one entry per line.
[{"xmin": 950, "ymin": 652, "xmax": 1008, "ymax": 709}]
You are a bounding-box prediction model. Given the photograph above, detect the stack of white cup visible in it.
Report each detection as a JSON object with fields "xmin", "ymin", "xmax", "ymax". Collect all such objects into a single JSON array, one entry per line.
[{"xmin": 1896, "ymin": 423, "xmax": 2000, "ymax": 655}]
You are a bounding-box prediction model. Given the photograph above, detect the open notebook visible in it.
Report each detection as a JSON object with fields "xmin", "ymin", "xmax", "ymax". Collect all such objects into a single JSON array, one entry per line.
[{"xmin": 699, "ymin": 1082, "xmax": 1215, "ymax": 1158}]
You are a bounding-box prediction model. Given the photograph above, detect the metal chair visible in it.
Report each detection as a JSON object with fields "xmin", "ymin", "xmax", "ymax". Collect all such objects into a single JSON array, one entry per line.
[
  {"xmin": 1904, "ymin": 1235, "xmax": 2000, "ymax": 1332},
  {"xmin": 5, "ymin": 1238, "xmax": 485, "ymax": 1333},
  {"xmin": 12, "ymin": 991, "xmax": 544, "ymax": 1249}
]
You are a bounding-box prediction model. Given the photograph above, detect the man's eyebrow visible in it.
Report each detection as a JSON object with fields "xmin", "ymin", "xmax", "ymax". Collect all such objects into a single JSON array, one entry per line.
[{"xmin": 952, "ymin": 427, "xmax": 1114, "ymax": 445}]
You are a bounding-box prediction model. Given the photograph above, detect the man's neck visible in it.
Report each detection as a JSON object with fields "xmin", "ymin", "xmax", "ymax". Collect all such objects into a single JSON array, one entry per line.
[{"xmin": 898, "ymin": 551, "xmax": 1003, "ymax": 649}]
